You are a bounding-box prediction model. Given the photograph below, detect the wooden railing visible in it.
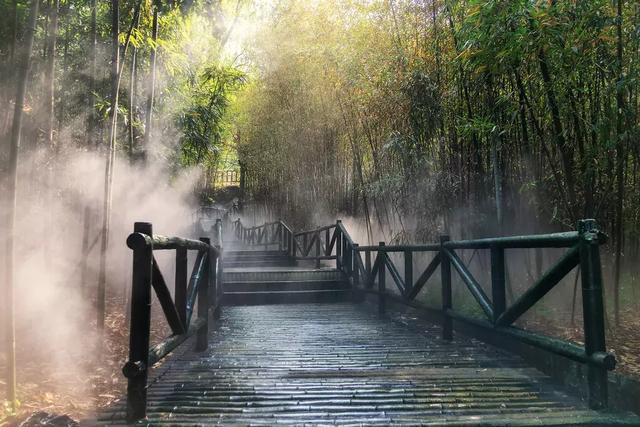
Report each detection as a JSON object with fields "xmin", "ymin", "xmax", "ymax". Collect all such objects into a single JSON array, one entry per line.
[
  {"xmin": 233, "ymin": 219, "xmax": 294, "ymax": 254},
  {"xmin": 195, "ymin": 212, "xmax": 227, "ymax": 246},
  {"xmin": 293, "ymin": 218, "xmax": 613, "ymax": 410},
  {"xmin": 225, "ymin": 215, "xmax": 613, "ymax": 409},
  {"xmin": 122, "ymin": 221, "xmax": 223, "ymax": 422},
  {"xmin": 233, "ymin": 219, "xmax": 357, "ymax": 273},
  {"xmin": 214, "ymin": 169, "xmax": 241, "ymax": 186},
  {"xmin": 292, "ymin": 221, "xmax": 356, "ymax": 272}
]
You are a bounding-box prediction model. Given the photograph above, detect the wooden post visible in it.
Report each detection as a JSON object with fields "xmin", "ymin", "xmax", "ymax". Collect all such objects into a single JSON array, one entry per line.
[
  {"xmin": 303, "ymin": 233, "xmax": 308, "ymax": 256},
  {"xmin": 490, "ymin": 247, "xmax": 506, "ymax": 323},
  {"xmin": 125, "ymin": 222, "xmax": 153, "ymax": 422},
  {"xmin": 345, "ymin": 240, "xmax": 352, "ymax": 276},
  {"xmin": 214, "ymin": 245, "xmax": 223, "ymax": 320},
  {"xmin": 239, "ymin": 163, "xmax": 246, "ymax": 210},
  {"xmin": 174, "ymin": 247, "xmax": 188, "ymax": 327},
  {"xmin": 208, "ymin": 248, "xmax": 217, "ymax": 311},
  {"xmin": 336, "ymin": 221, "xmax": 342, "ymax": 270},
  {"xmin": 214, "ymin": 218, "xmax": 222, "ymax": 246},
  {"xmin": 352, "ymin": 243, "xmax": 360, "ymax": 302},
  {"xmin": 315, "ymin": 231, "xmax": 321, "ymax": 268},
  {"xmin": 264, "ymin": 225, "xmax": 269, "ymax": 250},
  {"xmin": 440, "ymin": 235, "xmax": 452, "ymax": 341},
  {"xmin": 365, "ymin": 250, "xmax": 372, "ymax": 287},
  {"xmin": 278, "ymin": 221, "xmax": 283, "ymax": 251},
  {"xmin": 378, "ymin": 242, "xmax": 386, "ymax": 317},
  {"xmin": 325, "ymin": 228, "xmax": 330, "ymax": 257},
  {"xmin": 578, "ymin": 219, "xmax": 608, "ymax": 409},
  {"xmin": 196, "ymin": 237, "xmax": 210, "ymax": 352},
  {"xmin": 289, "ymin": 230, "xmax": 295, "ymax": 257},
  {"xmin": 404, "ymin": 249, "xmax": 413, "ymax": 296},
  {"xmin": 353, "ymin": 243, "xmax": 360, "ymax": 287},
  {"xmin": 285, "ymin": 229, "xmax": 290, "ymax": 256}
]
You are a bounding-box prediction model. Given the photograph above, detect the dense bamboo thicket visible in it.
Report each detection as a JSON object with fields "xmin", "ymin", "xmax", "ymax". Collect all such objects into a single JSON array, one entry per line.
[
  {"xmin": 0, "ymin": 0, "xmax": 245, "ymax": 419},
  {"xmin": 233, "ymin": 0, "xmax": 640, "ymax": 318}
]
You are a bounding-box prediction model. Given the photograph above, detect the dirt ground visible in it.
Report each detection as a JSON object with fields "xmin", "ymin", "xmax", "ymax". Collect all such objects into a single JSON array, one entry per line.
[
  {"xmin": 0, "ymin": 296, "xmax": 169, "ymax": 426},
  {"xmin": 523, "ymin": 306, "xmax": 640, "ymax": 380}
]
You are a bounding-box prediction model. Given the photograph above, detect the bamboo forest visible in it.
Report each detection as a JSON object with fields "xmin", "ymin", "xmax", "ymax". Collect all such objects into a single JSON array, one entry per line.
[{"xmin": 1, "ymin": 0, "xmax": 639, "ymax": 425}]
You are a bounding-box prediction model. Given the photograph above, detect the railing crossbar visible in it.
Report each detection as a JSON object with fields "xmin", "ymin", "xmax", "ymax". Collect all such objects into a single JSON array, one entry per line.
[
  {"xmin": 147, "ymin": 317, "xmax": 205, "ymax": 367},
  {"xmin": 444, "ymin": 248, "xmax": 494, "ymax": 321},
  {"xmin": 405, "ymin": 253, "xmax": 441, "ymax": 300},
  {"xmin": 185, "ymin": 250, "xmax": 207, "ymax": 328},
  {"xmin": 368, "ymin": 253, "xmax": 383, "ymax": 288},
  {"xmin": 151, "ymin": 258, "xmax": 185, "ymax": 335},
  {"xmin": 496, "ymin": 245, "xmax": 580, "ymax": 327},
  {"xmin": 384, "ymin": 254, "xmax": 406, "ymax": 294}
]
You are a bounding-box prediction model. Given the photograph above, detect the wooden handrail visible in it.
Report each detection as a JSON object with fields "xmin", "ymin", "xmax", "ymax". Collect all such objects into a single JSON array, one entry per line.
[
  {"xmin": 228, "ymin": 215, "xmax": 613, "ymax": 410},
  {"xmin": 123, "ymin": 222, "xmax": 222, "ymax": 422},
  {"xmin": 233, "ymin": 218, "xmax": 294, "ymax": 254},
  {"xmin": 349, "ymin": 219, "xmax": 611, "ymax": 410},
  {"xmin": 270, "ymin": 217, "xmax": 613, "ymax": 411}
]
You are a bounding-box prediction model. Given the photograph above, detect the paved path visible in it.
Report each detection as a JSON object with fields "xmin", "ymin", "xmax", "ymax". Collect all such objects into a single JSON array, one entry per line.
[{"xmin": 96, "ymin": 303, "xmax": 636, "ymax": 425}]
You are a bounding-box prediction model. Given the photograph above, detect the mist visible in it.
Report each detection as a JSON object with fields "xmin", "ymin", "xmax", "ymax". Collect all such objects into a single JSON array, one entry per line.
[{"xmin": 0, "ymin": 141, "xmax": 203, "ymax": 416}]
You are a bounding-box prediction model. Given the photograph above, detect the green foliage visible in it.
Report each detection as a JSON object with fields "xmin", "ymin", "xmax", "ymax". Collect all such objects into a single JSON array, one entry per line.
[
  {"xmin": 2, "ymin": 0, "xmax": 639, "ymax": 244},
  {"xmin": 231, "ymin": 0, "xmax": 640, "ymax": 250},
  {"xmin": 177, "ymin": 65, "xmax": 245, "ymax": 167}
]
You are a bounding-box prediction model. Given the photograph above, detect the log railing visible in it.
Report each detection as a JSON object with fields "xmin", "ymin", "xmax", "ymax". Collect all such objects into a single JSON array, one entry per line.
[
  {"xmin": 214, "ymin": 169, "xmax": 241, "ymax": 186},
  {"xmin": 295, "ymin": 218, "xmax": 613, "ymax": 410},
  {"xmin": 291, "ymin": 220, "xmax": 358, "ymax": 271},
  {"xmin": 228, "ymin": 216, "xmax": 613, "ymax": 408},
  {"xmin": 293, "ymin": 224, "xmax": 337, "ymax": 268},
  {"xmin": 234, "ymin": 219, "xmax": 358, "ymax": 272},
  {"xmin": 233, "ymin": 219, "xmax": 294, "ymax": 253},
  {"xmin": 123, "ymin": 221, "xmax": 222, "ymax": 422}
]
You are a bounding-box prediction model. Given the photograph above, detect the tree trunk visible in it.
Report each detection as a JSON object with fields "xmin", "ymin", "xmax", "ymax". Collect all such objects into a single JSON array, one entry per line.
[
  {"xmin": 97, "ymin": 0, "xmax": 120, "ymax": 332},
  {"xmin": 88, "ymin": 0, "xmax": 98, "ymax": 146},
  {"xmin": 42, "ymin": 0, "xmax": 59, "ymax": 271},
  {"xmin": 537, "ymin": 49, "xmax": 577, "ymax": 221},
  {"xmin": 10, "ymin": 0, "xmax": 18, "ymax": 62},
  {"xmin": 487, "ymin": 74, "xmax": 503, "ymax": 229},
  {"xmin": 128, "ymin": 13, "xmax": 139, "ymax": 161},
  {"xmin": 3, "ymin": 0, "xmax": 39, "ymax": 409},
  {"xmin": 44, "ymin": 0, "xmax": 59, "ymax": 147},
  {"xmin": 143, "ymin": 4, "xmax": 159, "ymax": 160},
  {"xmin": 614, "ymin": 0, "xmax": 625, "ymax": 325},
  {"xmin": 97, "ymin": 0, "xmax": 143, "ymax": 331},
  {"xmin": 57, "ymin": 26, "xmax": 69, "ymax": 131}
]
